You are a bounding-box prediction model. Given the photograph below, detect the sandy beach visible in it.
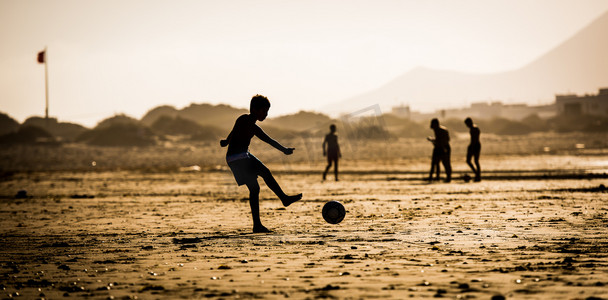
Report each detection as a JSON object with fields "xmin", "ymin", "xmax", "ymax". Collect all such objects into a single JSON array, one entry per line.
[{"xmin": 1, "ymin": 149, "xmax": 607, "ymax": 299}]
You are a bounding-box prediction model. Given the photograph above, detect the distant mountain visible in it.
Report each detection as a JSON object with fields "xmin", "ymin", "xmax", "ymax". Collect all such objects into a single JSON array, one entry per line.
[
  {"xmin": 141, "ymin": 103, "xmax": 247, "ymax": 132},
  {"xmin": 327, "ymin": 11, "xmax": 608, "ymax": 113}
]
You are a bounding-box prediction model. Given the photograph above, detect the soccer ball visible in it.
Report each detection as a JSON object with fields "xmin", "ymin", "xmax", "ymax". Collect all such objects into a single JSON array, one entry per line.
[{"xmin": 322, "ymin": 201, "xmax": 346, "ymax": 224}]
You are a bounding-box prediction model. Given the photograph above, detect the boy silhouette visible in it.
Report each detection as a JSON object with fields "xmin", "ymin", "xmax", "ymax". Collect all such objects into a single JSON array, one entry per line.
[
  {"xmin": 220, "ymin": 95, "xmax": 302, "ymax": 233},
  {"xmin": 427, "ymin": 118, "xmax": 452, "ymax": 183},
  {"xmin": 322, "ymin": 124, "xmax": 341, "ymax": 181},
  {"xmin": 464, "ymin": 117, "xmax": 481, "ymax": 182}
]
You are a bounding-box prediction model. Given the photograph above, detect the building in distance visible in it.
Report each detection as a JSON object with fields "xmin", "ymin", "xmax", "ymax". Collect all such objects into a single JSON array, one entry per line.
[{"xmin": 392, "ymin": 88, "xmax": 607, "ymax": 121}]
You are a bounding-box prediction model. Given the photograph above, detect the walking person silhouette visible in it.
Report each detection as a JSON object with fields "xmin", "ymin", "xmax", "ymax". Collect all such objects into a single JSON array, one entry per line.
[
  {"xmin": 220, "ymin": 95, "xmax": 302, "ymax": 233},
  {"xmin": 427, "ymin": 118, "xmax": 452, "ymax": 183},
  {"xmin": 322, "ymin": 124, "xmax": 341, "ymax": 181},
  {"xmin": 465, "ymin": 117, "xmax": 481, "ymax": 182}
]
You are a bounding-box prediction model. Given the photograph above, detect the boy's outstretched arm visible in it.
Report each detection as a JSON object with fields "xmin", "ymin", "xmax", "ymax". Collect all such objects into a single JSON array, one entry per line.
[{"xmin": 254, "ymin": 125, "xmax": 294, "ymax": 155}]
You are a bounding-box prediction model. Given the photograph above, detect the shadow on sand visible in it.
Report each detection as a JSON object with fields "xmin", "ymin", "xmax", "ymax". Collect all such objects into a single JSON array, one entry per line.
[{"xmin": 172, "ymin": 232, "xmax": 284, "ymax": 244}]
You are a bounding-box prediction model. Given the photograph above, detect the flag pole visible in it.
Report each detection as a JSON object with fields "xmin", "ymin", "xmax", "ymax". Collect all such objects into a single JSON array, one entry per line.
[{"xmin": 44, "ymin": 46, "xmax": 49, "ymax": 122}]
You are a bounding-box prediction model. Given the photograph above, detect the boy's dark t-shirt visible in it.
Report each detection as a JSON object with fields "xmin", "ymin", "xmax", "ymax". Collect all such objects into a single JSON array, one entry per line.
[
  {"xmin": 227, "ymin": 114, "xmax": 257, "ymax": 156},
  {"xmin": 469, "ymin": 126, "xmax": 481, "ymax": 146},
  {"xmin": 433, "ymin": 126, "xmax": 450, "ymax": 149},
  {"xmin": 324, "ymin": 133, "xmax": 339, "ymax": 158}
]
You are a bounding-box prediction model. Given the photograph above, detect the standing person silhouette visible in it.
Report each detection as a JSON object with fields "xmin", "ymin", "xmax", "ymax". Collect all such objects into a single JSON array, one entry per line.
[
  {"xmin": 465, "ymin": 117, "xmax": 481, "ymax": 182},
  {"xmin": 220, "ymin": 95, "xmax": 302, "ymax": 233},
  {"xmin": 427, "ymin": 118, "xmax": 452, "ymax": 183},
  {"xmin": 322, "ymin": 124, "xmax": 341, "ymax": 181}
]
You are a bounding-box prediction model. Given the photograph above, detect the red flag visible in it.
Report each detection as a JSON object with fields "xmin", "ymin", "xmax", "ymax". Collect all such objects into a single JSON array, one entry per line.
[{"xmin": 37, "ymin": 50, "xmax": 45, "ymax": 63}]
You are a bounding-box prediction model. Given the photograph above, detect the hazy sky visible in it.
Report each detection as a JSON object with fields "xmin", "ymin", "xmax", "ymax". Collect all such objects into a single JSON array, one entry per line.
[{"xmin": 1, "ymin": 0, "xmax": 607, "ymax": 127}]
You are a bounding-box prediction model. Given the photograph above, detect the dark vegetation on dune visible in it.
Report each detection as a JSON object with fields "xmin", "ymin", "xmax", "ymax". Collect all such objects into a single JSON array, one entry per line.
[
  {"xmin": 150, "ymin": 115, "xmax": 225, "ymax": 141},
  {"xmin": 0, "ymin": 113, "xmax": 87, "ymax": 143},
  {"xmin": 0, "ymin": 125, "xmax": 55, "ymax": 144},
  {"xmin": 22, "ymin": 116, "xmax": 88, "ymax": 141},
  {"xmin": 1, "ymin": 103, "xmax": 607, "ymax": 147},
  {"xmin": 76, "ymin": 124, "xmax": 156, "ymax": 147},
  {"xmin": 0, "ymin": 113, "xmax": 20, "ymax": 136}
]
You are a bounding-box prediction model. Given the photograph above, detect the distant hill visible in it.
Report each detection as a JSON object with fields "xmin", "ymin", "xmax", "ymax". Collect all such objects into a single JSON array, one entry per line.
[
  {"xmin": 94, "ymin": 114, "xmax": 141, "ymax": 129},
  {"xmin": 22, "ymin": 116, "xmax": 87, "ymax": 141},
  {"xmin": 151, "ymin": 115, "xmax": 204, "ymax": 136},
  {"xmin": 77, "ymin": 123, "xmax": 156, "ymax": 147},
  {"xmin": 0, "ymin": 112, "xmax": 19, "ymax": 135},
  {"xmin": 141, "ymin": 103, "xmax": 247, "ymax": 132},
  {"xmin": 189, "ymin": 125, "xmax": 225, "ymax": 141},
  {"xmin": 140, "ymin": 105, "xmax": 180, "ymax": 127},
  {"xmin": 264, "ymin": 111, "xmax": 334, "ymax": 133},
  {"xmin": 70, "ymin": 114, "xmax": 156, "ymax": 146},
  {"xmin": 180, "ymin": 104, "xmax": 248, "ymax": 131},
  {"xmin": 0, "ymin": 125, "xmax": 54, "ymax": 145},
  {"xmin": 140, "ymin": 103, "xmax": 336, "ymax": 138},
  {"xmin": 150, "ymin": 115, "xmax": 225, "ymax": 141},
  {"xmin": 327, "ymin": 10, "xmax": 608, "ymax": 114}
]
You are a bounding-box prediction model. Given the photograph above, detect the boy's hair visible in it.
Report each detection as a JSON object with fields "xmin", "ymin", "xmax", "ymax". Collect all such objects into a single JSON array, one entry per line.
[
  {"xmin": 430, "ymin": 118, "xmax": 439, "ymax": 128},
  {"xmin": 329, "ymin": 124, "xmax": 336, "ymax": 131},
  {"xmin": 250, "ymin": 94, "xmax": 271, "ymax": 111},
  {"xmin": 464, "ymin": 117, "xmax": 473, "ymax": 125}
]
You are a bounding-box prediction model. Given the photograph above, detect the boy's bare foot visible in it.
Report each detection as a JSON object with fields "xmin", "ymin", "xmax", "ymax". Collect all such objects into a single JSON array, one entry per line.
[
  {"xmin": 281, "ymin": 193, "xmax": 302, "ymax": 207},
  {"xmin": 253, "ymin": 225, "xmax": 272, "ymax": 233}
]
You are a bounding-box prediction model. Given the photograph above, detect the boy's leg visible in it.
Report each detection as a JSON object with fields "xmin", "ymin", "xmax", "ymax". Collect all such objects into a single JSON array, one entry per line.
[
  {"xmin": 429, "ymin": 151, "xmax": 437, "ymax": 180},
  {"xmin": 428, "ymin": 165, "xmax": 435, "ymax": 181},
  {"xmin": 254, "ymin": 159, "xmax": 302, "ymax": 207},
  {"xmin": 334, "ymin": 158, "xmax": 339, "ymax": 181},
  {"xmin": 245, "ymin": 180, "xmax": 270, "ymax": 233},
  {"xmin": 433, "ymin": 149, "xmax": 444, "ymax": 180},
  {"xmin": 442, "ymin": 156, "xmax": 452, "ymax": 182},
  {"xmin": 433, "ymin": 150, "xmax": 442, "ymax": 180},
  {"xmin": 435, "ymin": 161, "xmax": 441, "ymax": 180},
  {"xmin": 474, "ymin": 153, "xmax": 481, "ymax": 181},
  {"xmin": 323, "ymin": 160, "xmax": 333, "ymax": 180},
  {"xmin": 466, "ymin": 150, "xmax": 477, "ymax": 174},
  {"xmin": 259, "ymin": 166, "xmax": 286, "ymax": 198}
]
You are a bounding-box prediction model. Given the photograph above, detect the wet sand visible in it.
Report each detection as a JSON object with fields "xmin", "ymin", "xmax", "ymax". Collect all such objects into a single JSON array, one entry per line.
[{"xmin": 1, "ymin": 156, "xmax": 607, "ymax": 300}]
